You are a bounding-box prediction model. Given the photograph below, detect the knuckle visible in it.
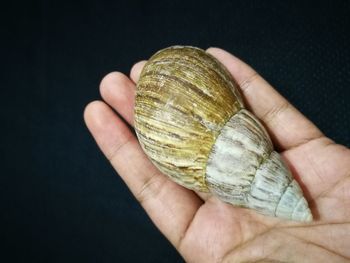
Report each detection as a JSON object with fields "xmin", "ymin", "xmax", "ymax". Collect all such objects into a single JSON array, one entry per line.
[
  {"xmin": 107, "ymin": 136, "xmax": 133, "ymax": 162},
  {"xmin": 261, "ymin": 100, "xmax": 290, "ymax": 124},
  {"xmin": 239, "ymin": 72, "xmax": 260, "ymax": 93},
  {"xmin": 136, "ymin": 173, "xmax": 167, "ymax": 205}
]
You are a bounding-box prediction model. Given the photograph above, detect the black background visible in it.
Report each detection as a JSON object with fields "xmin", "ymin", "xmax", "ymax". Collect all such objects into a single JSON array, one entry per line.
[{"xmin": 3, "ymin": 0, "xmax": 350, "ymax": 262}]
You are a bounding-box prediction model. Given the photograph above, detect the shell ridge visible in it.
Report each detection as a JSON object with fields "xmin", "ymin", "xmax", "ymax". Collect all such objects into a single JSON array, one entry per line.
[
  {"xmin": 272, "ymin": 175, "xmax": 294, "ymax": 215},
  {"xmin": 205, "ymin": 109, "xmax": 272, "ymax": 201},
  {"xmin": 150, "ymin": 51, "xmax": 242, "ymax": 104},
  {"xmin": 203, "ymin": 108, "xmax": 245, "ymax": 187}
]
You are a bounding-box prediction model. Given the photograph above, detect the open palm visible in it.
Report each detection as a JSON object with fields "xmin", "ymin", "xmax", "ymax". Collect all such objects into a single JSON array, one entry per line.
[{"xmin": 84, "ymin": 48, "xmax": 350, "ymax": 263}]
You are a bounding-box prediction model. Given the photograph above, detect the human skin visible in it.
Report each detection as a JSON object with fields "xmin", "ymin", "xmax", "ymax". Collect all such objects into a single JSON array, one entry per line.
[{"xmin": 84, "ymin": 47, "xmax": 350, "ymax": 263}]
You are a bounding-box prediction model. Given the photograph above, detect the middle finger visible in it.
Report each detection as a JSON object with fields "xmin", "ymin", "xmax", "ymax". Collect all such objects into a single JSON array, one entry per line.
[{"xmin": 100, "ymin": 71, "xmax": 136, "ymax": 125}]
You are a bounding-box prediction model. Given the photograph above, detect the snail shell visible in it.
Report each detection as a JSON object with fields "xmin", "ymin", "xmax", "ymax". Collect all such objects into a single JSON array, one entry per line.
[{"xmin": 134, "ymin": 46, "xmax": 312, "ymax": 222}]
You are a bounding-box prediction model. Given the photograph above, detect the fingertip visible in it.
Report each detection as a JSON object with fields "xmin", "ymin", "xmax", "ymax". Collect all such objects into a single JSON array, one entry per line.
[
  {"xmin": 98, "ymin": 71, "xmax": 135, "ymax": 125},
  {"xmin": 100, "ymin": 71, "xmax": 125, "ymax": 88},
  {"xmin": 99, "ymin": 71, "xmax": 132, "ymax": 99},
  {"xmin": 84, "ymin": 100, "xmax": 105, "ymax": 124},
  {"xmin": 206, "ymin": 47, "xmax": 238, "ymax": 60},
  {"xmin": 207, "ymin": 47, "xmax": 256, "ymax": 85},
  {"xmin": 130, "ymin": 60, "xmax": 147, "ymax": 83},
  {"xmin": 84, "ymin": 100, "xmax": 134, "ymax": 160},
  {"xmin": 84, "ymin": 100, "xmax": 110, "ymax": 131},
  {"xmin": 206, "ymin": 46, "xmax": 225, "ymax": 54}
]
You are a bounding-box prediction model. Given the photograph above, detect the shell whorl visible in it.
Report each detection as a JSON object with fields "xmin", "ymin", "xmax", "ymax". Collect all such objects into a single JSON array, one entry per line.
[
  {"xmin": 135, "ymin": 46, "xmax": 312, "ymax": 221},
  {"xmin": 206, "ymin": 109, "xmax": 312, "ymax": 221},
  {"xmin": 135, "ymin": 46, "xmax": 243, "ymax": 192}
]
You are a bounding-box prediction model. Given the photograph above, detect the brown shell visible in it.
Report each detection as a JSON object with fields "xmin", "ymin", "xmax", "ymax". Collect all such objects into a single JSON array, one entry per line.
[{"xmin": 134, "ymin": 46, "xmax": 244, "ymax": 192}]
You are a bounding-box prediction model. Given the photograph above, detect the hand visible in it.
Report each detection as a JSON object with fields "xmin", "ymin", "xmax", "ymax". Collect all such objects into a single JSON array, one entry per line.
[{"xmin": 84, "ymin": 48, "xmax": 350, "ymax": 263}]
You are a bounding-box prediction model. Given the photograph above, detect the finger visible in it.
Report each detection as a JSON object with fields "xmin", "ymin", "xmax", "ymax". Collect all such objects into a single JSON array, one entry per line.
[
  {"xmin": 130, "ymin": 60, "xmax": 147, "ymax": 83},
  {"xmin": 207, "ymin": 47, "xmax": 323, "ymax": 150},
  {"xmin": 99, "ymin": 72, "xmax": 135, "ymax": 125},
  {"xmin": 99, "ymin": 69, "xmax": 210, "ymax": 203},
  {"xmin": 84, "ymin": 101, "xmax": 203, "ymax": 248},
  {"xmin": 195, "ymin": 191, "xmax": 212, "ymax": 201}
]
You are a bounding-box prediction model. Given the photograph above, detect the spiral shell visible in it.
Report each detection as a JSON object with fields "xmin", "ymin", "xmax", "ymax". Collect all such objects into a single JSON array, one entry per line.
[{"xmin": 134, "ymin": 46, "xmax": 312, "ymax": 222}]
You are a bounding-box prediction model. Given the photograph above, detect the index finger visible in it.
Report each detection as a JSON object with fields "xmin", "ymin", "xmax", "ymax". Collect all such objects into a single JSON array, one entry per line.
[{"xmin": 206, "ymin": 47, "xmax": 324, "ymax": 151}]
